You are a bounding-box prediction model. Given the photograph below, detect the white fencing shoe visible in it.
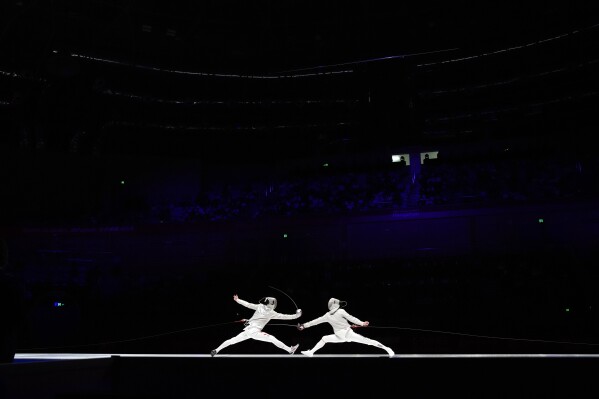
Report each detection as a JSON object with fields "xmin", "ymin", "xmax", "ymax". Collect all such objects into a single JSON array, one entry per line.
[{"xmin": 289, "ymin": 344, "xmax": 299, "ymax": 355}]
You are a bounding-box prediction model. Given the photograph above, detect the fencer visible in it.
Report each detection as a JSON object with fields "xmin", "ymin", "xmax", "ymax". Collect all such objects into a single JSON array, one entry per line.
[
  {"xmin": 297, "ymin": 298, "xmax": 394, "ymax": 357},
  {"xmin": 211, "ymin": 294, "xmax": 302, "ymax": 356}
]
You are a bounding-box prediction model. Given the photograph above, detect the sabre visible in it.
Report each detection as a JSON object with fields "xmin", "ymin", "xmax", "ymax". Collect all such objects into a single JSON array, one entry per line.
[{"xmin": 268, "ymin": 285, "xmax": 299, "ymax": 311}]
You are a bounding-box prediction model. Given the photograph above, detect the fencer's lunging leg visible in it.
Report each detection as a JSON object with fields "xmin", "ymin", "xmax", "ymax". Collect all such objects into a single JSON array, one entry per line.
[
  {"xmin": 214, "ymin": 331, "xmax": 250, "ymax": 354},
  {"xmin": 310, "ymin": 333, "xmax": 345, "ymax": 353},
  {"xmin": 251, "ymin": 331, "xmax": 293, "ymax": 352},
  {"xmin": 346, "ymin": 330, "xmax": 394, "ymax": 355}
]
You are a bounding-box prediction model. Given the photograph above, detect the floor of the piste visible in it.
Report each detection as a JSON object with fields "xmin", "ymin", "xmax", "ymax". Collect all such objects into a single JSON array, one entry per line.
[
  {"xmin": 4, "ymin": 352, "xmax": 595, "ymax": 399},
  {"xmin": 13, "ymin": 352, "xmax": 599, "ymax": 362}
]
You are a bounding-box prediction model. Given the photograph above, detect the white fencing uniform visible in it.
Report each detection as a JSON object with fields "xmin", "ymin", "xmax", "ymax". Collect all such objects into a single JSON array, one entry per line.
[
  {"xmin": 300, "ymin": 298, "xmax": 394, "ymax": 357},
  {"xmin": 213, "ymin": 296, "xmax": 301, "ymax": 355}
]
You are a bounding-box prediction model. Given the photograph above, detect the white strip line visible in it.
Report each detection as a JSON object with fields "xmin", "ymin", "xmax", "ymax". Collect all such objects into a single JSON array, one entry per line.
[{"xmin": 14, "ymin": 353, "xmax": 599, "ymax": 360}]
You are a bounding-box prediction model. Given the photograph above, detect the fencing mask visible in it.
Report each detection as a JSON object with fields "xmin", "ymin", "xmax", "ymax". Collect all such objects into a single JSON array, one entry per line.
[
  {"xmin": 328, "ymin": 298, "xmax": 347, "ymax": 314},
  {"xmin": 260, "ymin": 297, "xmax": 277, "ymax": 310}
]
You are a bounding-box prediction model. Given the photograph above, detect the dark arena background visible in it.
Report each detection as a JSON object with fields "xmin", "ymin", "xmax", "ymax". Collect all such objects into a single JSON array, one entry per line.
[{"xmin": 2, "ymin": 1, "xmax": 599, "ymax": 398}]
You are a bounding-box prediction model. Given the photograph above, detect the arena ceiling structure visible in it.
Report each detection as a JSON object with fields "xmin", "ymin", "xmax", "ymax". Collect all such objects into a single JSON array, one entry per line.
[
  {"xmin": 0, "ymin": 1, "xmax": 598, "ymax": 162},
  {"xmin": 1, "ymin": 1, "xmax": 597, "ymax": 74}
]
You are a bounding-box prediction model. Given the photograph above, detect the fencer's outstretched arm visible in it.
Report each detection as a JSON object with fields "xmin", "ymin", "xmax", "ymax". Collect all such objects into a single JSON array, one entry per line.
[
  {"xmin": 233, "ymin": 294, "xmax": 258, "ymax": 310},
  {"xmin": 272, "ymin": 309, "xmax": 302, "ymax": 320},
  {"xmin": 299, "ymin": 315, "xmax": 328, "ymax": 329},
  {"xmin": 340, "ymin": 309, "xmax": 367, "ymax": 326},
  {"xmin": 298, "ymin": 309, "xmax": 368, "ymax": 331}
]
